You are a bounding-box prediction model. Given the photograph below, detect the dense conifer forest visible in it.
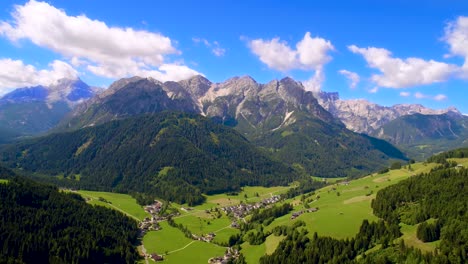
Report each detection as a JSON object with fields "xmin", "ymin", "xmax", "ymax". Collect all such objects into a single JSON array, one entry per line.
[
  {"xmin": 0, "ymin": 112, "xmax": 297, "ymax": 205},
  {"xmin": 0, "ymin": 175, "xmax": 140, "ymax": 263}
]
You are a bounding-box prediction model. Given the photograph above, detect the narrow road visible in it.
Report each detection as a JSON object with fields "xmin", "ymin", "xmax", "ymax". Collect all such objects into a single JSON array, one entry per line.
[{"xmin": 140, "ymin": 245, "xmax": 149, "ymax": 264}]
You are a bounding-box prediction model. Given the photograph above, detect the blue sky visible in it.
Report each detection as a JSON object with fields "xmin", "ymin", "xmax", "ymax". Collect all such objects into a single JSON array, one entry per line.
[{"xmin": 0, "ymin": 0, "xmax": 467, "ymax": 113}]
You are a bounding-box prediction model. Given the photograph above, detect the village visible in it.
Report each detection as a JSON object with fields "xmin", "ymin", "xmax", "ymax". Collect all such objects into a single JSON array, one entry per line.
[
  {"xmin": 221, "ymin": 194, "xmax": 282, "ymax": 220},
  {"xmin": 138, "ymin": 195, "xmax": 284, "ymax": 262}
]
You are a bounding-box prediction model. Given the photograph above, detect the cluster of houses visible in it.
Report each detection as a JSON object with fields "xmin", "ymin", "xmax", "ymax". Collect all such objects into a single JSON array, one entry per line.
[
  {"xmin": 139, "ymin": 200, "xmax": 180, "ymax": 235},
  {"xmin": 208, "ymin": 247, "xmax": 240, "ymax": 264},
  {"xmin": 290, "ymin": 207, "xmax": 319, "ymax": 220},
  {"xmin": 222, "ymin": 195, "xmax": 282, "ymax": 219},
  {"xmin": 192, "ymin": 232, "xmax": 216, "ymax": 242}
]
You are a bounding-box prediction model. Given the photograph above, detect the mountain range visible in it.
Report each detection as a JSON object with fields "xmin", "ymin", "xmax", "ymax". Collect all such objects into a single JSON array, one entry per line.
[
  {"xmin": 0, "ymin": 78, "xmax": 100, "ymax": 143},
  {"xmin": 56, "ymin": 75, "xmax": 406, "ymax": 178},
  {"xmin": 2, "ymin": 74, "xmax": 467, "ymax": 203},
  {"xmin": 317, "ymin": 91, "xmax": 468, "ymax": 159}
]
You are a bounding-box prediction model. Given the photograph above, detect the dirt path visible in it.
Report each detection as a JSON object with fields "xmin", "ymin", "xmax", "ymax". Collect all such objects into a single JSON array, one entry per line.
[
  {"xmin": 214, "ymin": 225, "xmax": 231, "ymax": 233},
  {"xmin": 165, "ymin": 241, "xmax": 197, "ymax": 255}
]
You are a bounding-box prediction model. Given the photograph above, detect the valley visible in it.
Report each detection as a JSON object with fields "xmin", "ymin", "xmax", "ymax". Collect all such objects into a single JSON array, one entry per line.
[
  {"xmin": 67, "ymin": 159, "xmax": 455, "ymax": 263},
  {"xmin": 1, "ymin": 1, "xmax": 467, "ymax": 263}
]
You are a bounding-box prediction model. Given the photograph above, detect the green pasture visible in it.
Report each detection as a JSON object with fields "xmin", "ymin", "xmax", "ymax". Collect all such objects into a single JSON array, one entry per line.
[
  {"xmin": 266, "ymin": 163, "xmax": 437, "ymax": 239},
  {"xmin": 399, "ymin": 223, "xmax": 439, "ymax": 253},
  {"xmin": 143, "ymin": 221, "xmax": 226, "ymax": 263},
  {"xmin": 77, "ymin": 190, "xmax": 150, "ymax": 221}
]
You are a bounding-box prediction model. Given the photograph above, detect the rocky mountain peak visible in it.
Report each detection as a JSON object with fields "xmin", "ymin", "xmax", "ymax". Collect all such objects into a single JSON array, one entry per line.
[{"xmin": 178, "ymin": 75, "xmax": 212, "ymax": 98}]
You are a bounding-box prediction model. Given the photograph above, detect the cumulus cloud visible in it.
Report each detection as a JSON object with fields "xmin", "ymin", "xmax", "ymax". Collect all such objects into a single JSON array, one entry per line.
[
  {"xmin": 433, "ymin": 94, "xmax": 448, "ymax": 101},
  {"xmin": 0, "ymin": 59, "xmax": 78, "ymax": 95},
  {"xmin": 444, "ymin": 16, "xmax": 468, "ymax": 75},
  {"xmin": 348, "ymin": 45, "xmax": 458, "ymax": 88},
  {"xmin": 248, "ymin": 32, "xmax": 334, "ymax": 91},
  {"xmin": 0, "ymin": 0, "xmax": 199, "ymax": 82},
  {"xmin": 338, "ymin": 69, "xmax": 360, "ymax": 89},
  {"xmin": 399, "ymin": 91, "xmax": 411, "ymax": 97},
  {"xmin": 369, "ymin": 87, "xmax": 378, "ymax": 94},
  {"xmin": 193, "ymin": 37, "xmax": 226, "ymax": 57},
  {"xmin": 249, "ymin": 32, "xmax": 334, "ymax": 71},
  {"xmin": 302, "ymin": 67, "xmax": 324, "ymax": 93},
  {"xmin": 414, "ymin": 92, "xmax": 447, "ymax": 101}
]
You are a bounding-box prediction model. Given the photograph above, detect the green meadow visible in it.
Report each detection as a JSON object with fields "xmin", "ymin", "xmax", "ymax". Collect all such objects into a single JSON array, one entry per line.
[
  {"xmin": 0, "ymin": 179, "xmax": 8, "ymax": 184},
  {"xmin": 74, "ymin": 160, "xmax": 448, "ymax": 263},
  {"xmin": 77, "ymin": 190, "xmax": 150, "ymax": 221},
  {"xmin": 399, "ymin": 223, "xmax": 440, "ymax": 253},
  {"xmin": 143, "ymin": 221, "xmax": 226, "ymax": 263},
  {"xmin": 265, "ymin": 162, "xmax": 437, "ymax": 239}
]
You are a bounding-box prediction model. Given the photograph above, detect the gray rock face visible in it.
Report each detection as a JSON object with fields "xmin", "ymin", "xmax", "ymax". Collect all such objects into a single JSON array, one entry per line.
[
  {"xmin": 61, "ymin": 75, "xmax": 337, "ymax": 137},
  {"xmin": 317, "ymin": 91, "xmax": 461, "ymax": 134}
]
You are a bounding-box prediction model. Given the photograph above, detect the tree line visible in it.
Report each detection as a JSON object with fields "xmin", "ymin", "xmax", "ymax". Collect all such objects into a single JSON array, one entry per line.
[{"xmin": 0, "ymin": 175, "xmax": 140, "ymax": 263}]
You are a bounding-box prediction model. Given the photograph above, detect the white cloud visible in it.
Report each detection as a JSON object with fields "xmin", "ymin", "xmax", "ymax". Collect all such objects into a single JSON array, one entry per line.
[
  {"xmin": 399, "ymin": 91, "xmax": 411, "ymax": 97},
  {"xmin": 348, "ymin": 45, "xmax": 458, "ymax": 88},
  {"xmin": 433, "ymin": 94, "xmax": 448, "ymax": 101},
  {"xmin": 0, "ymin": 0, "xmax": 200, "ymax": 81},
  {"xmin": 414, "ymin": 92, "xmax": 426, "ymax": 99},
  {"xmin": 0, "ymin": 58, "xmax": 78, "ymax": 95},
  {"xmin": 248, "ymin": 32, "xmax": 334, "ymax": 92},
  {"xmin": 444, "ymin": 16, "xmax": 468, "ymax": 75},
  {"xmin": 302, "ymin": 67, "xmax": 324, "ymax": 93},
  {"xmin": 248, "ymin": 32, "xmax": 334, "ymax": 71},
  {"xmin": 338, "ymin": 69, "xmax": 360, "ymax": 89},
  {"xmin": 193, "ymin": 37, "xmax": 226, "ymax": 57},
  {"xmin": 296, "ymin": 32, "xmax": 334, "ymax": 69},
  {"xmin": 369, "ymin": 87, "xmax": 378, "ymax": 94},
  {"xmin": 414, "ymin": 92, "xmax": 447, "ymax": 101},
  {"xmin": 249, "ymin": 37, "xmax": 297, "ymax": 71}
]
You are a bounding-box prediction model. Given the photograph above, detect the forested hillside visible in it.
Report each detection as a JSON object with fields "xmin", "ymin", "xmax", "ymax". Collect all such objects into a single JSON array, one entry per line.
[
  {"xmin": 254, "ymin": 112, "xmax": 407, "ymax": 178},
  {"xmin": 0, "ymin": 112, "xmax": 297, "ymax": 205},
  {"xmin": 372, "ymin": 113, "xmax": 468, "ymax": 160},
  {"xmin": 0, "ymin": 176, "xmax": 140, "ymax": 263}
]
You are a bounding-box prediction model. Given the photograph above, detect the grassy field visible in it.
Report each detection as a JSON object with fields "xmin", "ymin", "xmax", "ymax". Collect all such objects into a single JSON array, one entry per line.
[
  {"xmin": 0, "ymin": 179, "xmax": 8, "ymax": 184},
  {"xmin": 74, "ymin": 160, "xmax": 449, "ymax": 263},
  {"xmin": 265, "ymin": 235, "xmax": 285, "ymax": 255},
  {"xmin": 161, "ymin": 241, "xmax": 225, "ymax": 264},
  {"xmin": 143, "ymin": 221, "xmax": 226, "ymax": 263},
  {"xmin": 265, "ymin": 162, "xmax": 438, "ymax": 239},
  {"xmin": 143, "ymin": 222, "xmax": 193, "ymax": 254},
  {"xmin": 399, "ymin": 223, "xmax": 440, "ymax": 253},
  {"xmin": 173, "ymin": 186, "xmax": 292, "ymax": 211},
  {"xmin": 240, "ymin": 241, "xmax": 266, "ymax": 264},
  {"xmin": 77, "ymin": 190, "xmax": 150, "ymax": 221},
  {"xmin": 174, "ymin": 214, "xmax": 231, "ymax": 235}
]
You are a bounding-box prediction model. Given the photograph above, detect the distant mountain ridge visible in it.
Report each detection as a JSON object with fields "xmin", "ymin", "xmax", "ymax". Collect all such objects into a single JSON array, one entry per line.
[
  {"xmin": 0, "ymin": 78, "xmax": 100, "ymax": 142},
  {"xmin": 317, "ymin": 91, "xmax": 462, "ymax": 134},
  {"xmin": 317, "ymin": 91, "xmax": 467, "ymax": 159},
  {"xmin": 0, "ymin": 78, "xmax": 100, "ymax": 107},
  {"xmin": 371, "ymin": 113, "xmax": 468, "ymax": 160}
]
